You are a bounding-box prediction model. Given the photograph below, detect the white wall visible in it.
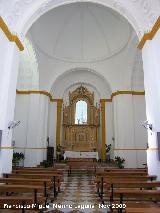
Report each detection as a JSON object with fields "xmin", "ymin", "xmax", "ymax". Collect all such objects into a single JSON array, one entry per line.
[
  {"xmin": 133, "ymin": 95, "xmax": 147, "ymax": 167},
  {"xmin": 0, "ymin": 31, "xmax": 19, "ymax": 175},
  {"xmin": 142, "ymin": 30, "xmax": 160, "ymax": 179},
  {"xmin": 113, "ymin": 94, "xmax": 147, "ymax": 168},
  {"xmin": 13, "ymin": 94, "xmax": 49, "ymax": 167}
]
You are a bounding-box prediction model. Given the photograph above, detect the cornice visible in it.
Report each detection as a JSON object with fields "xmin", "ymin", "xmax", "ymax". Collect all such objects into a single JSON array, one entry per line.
[
  {"xmin": 101, "ymin": 90, "xmax": 145, "ymax": 103},
  {"xmin": 16, "ymin": 90, "xmax": 60, "ymax": 102},
  {"xmin": 138, "ymin": 16, "xmax": 160, "ymax": 49},
  {"xmin": 17, "ymin": 90, "xmax": 144, "ymax": 103},
  {"xmin": 0, "ymin": 17, "xmax": 24, "ymax": 51}
]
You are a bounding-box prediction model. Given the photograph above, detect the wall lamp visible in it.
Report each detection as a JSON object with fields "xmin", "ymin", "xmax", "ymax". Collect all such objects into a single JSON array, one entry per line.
[
  {"xmin": 142, "ymin": 120, "xmax": 153, "ymax": 131},
  {"xmin": 8, "ymin": 121, "xmax": 20, "ymax": 129}
]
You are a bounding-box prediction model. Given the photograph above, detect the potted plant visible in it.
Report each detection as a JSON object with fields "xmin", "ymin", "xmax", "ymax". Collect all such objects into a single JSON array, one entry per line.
[
  {"xmin": 42, "ymin": 160, "xmax": 52, "ymax": 168},
  {"xmin": 12, "ymin": 152, "xmax": 25, "ymax": 167},
  {"xmin": 114, "ymin": 156, "xmax": 125, "ymax": 168}
]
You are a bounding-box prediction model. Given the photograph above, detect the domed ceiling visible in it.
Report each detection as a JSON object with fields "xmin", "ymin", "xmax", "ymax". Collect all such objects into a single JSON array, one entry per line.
[{"xmin": 30, "ymin": 2, "xmax": 132, "ymax": 63}]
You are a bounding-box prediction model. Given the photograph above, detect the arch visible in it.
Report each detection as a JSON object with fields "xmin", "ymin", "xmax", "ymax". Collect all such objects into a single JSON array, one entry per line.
[
  {"xmin": 50, "ymin": 67, "xmax": 112, "ymax": 98},
  {"xmin": 17, "ymin": 37, "xmax": 39, "ymax": 90},
  {"xmin": 6, "ymin": 0, "xmax": 157, "ymax": 39}
]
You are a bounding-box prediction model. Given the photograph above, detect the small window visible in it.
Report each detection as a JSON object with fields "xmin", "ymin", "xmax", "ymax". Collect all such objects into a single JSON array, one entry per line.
[{"xmin": 75, "ymin": 100, "xmax": 87, "ymax": 124}]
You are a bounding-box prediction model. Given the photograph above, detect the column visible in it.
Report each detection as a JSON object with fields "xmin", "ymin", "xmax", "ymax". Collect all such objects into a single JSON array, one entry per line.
[
  {"xmin": 113, "ymin": 95, "xmax": 137, "ymax": 168},
  {"xmin": 0, "ymin": 17, "xmax": 23, "ymax": 174},
  {"xmin": 100, "ymin": 100, "xmax": 106, "ymax": 161},
  {"xmin": 56, "ymin": 99, "xmax": 63, "ymax": 146},
  {"xmin": 140, "ymin": 19, "xmax": 160, "ymax": 179}
]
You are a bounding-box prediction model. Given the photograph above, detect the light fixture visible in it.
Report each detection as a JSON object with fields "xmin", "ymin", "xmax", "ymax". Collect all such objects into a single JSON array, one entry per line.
[
  {"xmin": 8, "ymin": 121, "xmax": 20, "ymax": 129},
  {"xmin": 141, "ymin": 120, "xmax": 152, "ymax": 131}
]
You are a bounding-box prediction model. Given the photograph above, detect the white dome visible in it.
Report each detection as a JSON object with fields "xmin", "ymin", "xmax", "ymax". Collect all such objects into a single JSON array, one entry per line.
[{"xmin": 30, "ymin": 2, "xmax": 131, "ymax": 63}]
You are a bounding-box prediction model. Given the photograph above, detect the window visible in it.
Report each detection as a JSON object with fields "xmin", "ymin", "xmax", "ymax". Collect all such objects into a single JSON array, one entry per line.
[{"xmin": 75, "ymin": 100, "xmax": 87, "ymax": 124}]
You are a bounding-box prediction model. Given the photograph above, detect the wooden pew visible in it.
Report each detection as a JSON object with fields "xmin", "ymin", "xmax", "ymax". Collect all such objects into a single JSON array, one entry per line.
[
  {"xmin": 107, "ymin": 181, "xmax": 160, "ymax": 202},
  {"xmin": 12, "ymin": 170, "xmax": 63, "ymax": 182},
  {"xmin": 13, "ymin": 169, "xmax": 63, "ymax": 175},
  {"xmin": 0, "ymin": 185, "xmax": 45, "ymax": 203},
  {"xmin": 110, "ymin": 189, "xmax": 160, "ymax": 213},
  {"xmin": 96, "ymin": 175, "xmax": 157, "ymax": 201},
  {"xmin": 98, "ymin": 179, "xmax": 160, "ymax": 201},
  {"xmin": 15, "ymin": 167, "xmax": 69, "ymax": 174},
  {"xmin": 67, "ymin": 158, "xmax": 97, "ymax": 174},
  {"xmin": 3, "ymin": 173, "xmax": 61, "ymax": 198},
  {"xmin": 0, "ymin": 197, "xmax": 43, "ymax": 213},
  {"xmin": 126, "ymin": 207, "xmax": 160, "ymax": 213},
  {"xmin": 96, "ymin": 170, "xmax": 148, "ymax": 176},
  {"xmin": 0, "ymin": 178, "xmax": 52, "ymax": 197},
  {"xmin": 103, "ymin": 168, "xmax": 148, "ymax": 172}
]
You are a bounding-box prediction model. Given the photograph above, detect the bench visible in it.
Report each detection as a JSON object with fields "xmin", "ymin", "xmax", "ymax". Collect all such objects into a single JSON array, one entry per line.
[
  {"xmin": 110, "ymin": 189, "xmax": 160, "ymax": 213},
  {"xmin": 0, "ymin": 196, "xmax": 44, "ymax": 213},
  {"xmin": 0, "ymin": 178, "xmax": 53, "ymax": 197},
  {"xmin": 67, "ymin": 158, "xmax": 96, "ymax": 174},
  {"xmin": 103, "ymin": 168, "xmax": 148, "ymax": 172},
  {"xmin": 3, "ymin": 173, "xmax": 61, "ymax": 198},
  {"xmin": 126, "ymin": 207, "xmax": 160, "ymax": 213},
  {"xmin": 0, "ymin": 184, "xmax": 46, "ymax": 203},
  {"xmin": 96, "ymin": 171, "xmax": 148, "ymax": 176},
  {"xmin": 107, "ymin": 181, "xmax": 160, "ymax": 202}
]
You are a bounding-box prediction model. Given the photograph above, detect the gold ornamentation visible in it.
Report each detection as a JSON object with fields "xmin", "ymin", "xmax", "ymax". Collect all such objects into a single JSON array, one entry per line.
[
  {"xmin": 0, "ymin": 16, "xmax": 24, "ymax": 51},
  {"xmin": 69, "ymin": 85, "xmax": 94, "ymax": 105},
  {"xmin": 138, "ymin": 16, "xmax": 160, "ymax": 49},
  {"xmin": 56, "ymin": 99, "xmax": 63, "ymax": 146},
  {"xmin": 100, "ymin": 99, "xmax": 106, "ymax": 161},
  {"xmin": 63, "ymin": 86, "xmax": 100, "ymax": 152}
]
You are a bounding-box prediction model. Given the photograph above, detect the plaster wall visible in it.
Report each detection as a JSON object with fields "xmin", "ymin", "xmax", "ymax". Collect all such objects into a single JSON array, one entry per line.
[
  {"xmin": 0, "ymin": 31, "xmax": 19, "ymax": 174},
  {"xmin": 142, "ymin": 30, "xmax": 160, "ymax": 179},
  {"xmin": 113, "ymin": 94, "xmax": 147, "ymax": 168},
  {"xmin": 13, "ymin": 94, "xmax": 49, "ymax": 167}
]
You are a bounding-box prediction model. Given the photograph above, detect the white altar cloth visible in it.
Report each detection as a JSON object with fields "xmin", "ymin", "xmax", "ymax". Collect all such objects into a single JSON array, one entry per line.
[{"xmin": 64, "ymin": 151, "xmax": 99, "ymax": 160}]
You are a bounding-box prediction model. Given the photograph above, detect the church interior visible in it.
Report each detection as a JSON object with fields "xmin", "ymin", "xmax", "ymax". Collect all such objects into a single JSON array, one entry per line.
[{"xmin": 0, "ymin": 1, "xmax": 160, "ymax": 212}]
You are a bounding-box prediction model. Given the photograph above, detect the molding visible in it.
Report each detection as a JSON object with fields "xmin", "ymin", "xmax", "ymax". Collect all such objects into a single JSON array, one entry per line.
[
  {"xmin": 147, "ymin": 148, "xmax": 160, "ymax": 151},
  {"xmin": 138, "ymin": 16, "xmax": 160, "ymax": 49},
  {"xmin": 111, "ymin": 90, "xmax": 145, "ymax": 99},
  {"xmin": 56, "ymin": 99, "xmax": 63, "ymax": 146},
  {"xmin": 101, "ymin": 90, "xmax": 145, "ymax": 103},
  {"xmin": 114, "ymin": 148, "xmax": 160, "ymax": 151},
  {"xmin": 114, "ymin": 148, "xmax": 147, "ymax": 151},
  {"xmin": 0, "ymin": 147, "xmax": 47, "ymax": 150},
  {"xmin": 16, "ymin": 90, "xmax": 62, "ymax": 102},
  {"xmin": 2, "ymin": 147, "xmax": 159, "ymax": 151},
  {"xmin": 17, "ymin": 90, "xmax": 144, "ymax": 103},
  {"xmin": 0, "ymin": 16, "xmax": 24, "ymax": 51}
]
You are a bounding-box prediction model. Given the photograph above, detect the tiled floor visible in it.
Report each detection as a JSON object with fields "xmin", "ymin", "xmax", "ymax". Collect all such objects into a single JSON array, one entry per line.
[{"xmin": 46, "ymin": 170, "xmax": 107, "ymax": 213}]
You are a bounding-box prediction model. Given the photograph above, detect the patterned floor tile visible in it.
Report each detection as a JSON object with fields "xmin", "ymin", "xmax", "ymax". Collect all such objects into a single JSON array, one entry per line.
[{"xmin": 45, "ymin": 170, "xmax": 106, "ymax": 213}]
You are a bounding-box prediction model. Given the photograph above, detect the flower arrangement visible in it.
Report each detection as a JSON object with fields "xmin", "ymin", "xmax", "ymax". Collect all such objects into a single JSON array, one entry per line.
[{"xmin": 115, "ymin": 156, "xmax": 125, "ymax": 168}]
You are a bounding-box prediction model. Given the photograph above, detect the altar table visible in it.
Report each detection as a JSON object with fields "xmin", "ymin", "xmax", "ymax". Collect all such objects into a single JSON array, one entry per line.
[{"xmin": 64, "ymin": 151, "xmax": 99, "ymax": 160}]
